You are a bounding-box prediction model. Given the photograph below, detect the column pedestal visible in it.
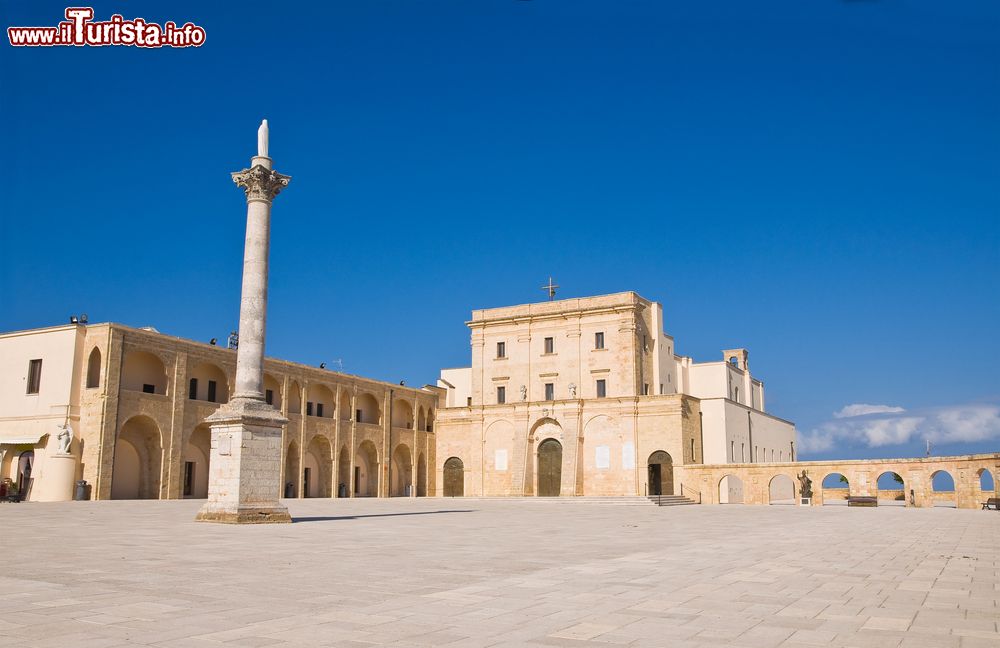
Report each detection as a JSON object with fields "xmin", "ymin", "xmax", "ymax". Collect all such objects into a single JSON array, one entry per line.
[
  {"xmin": 33, "ymin": 453, "xmax": 76, "ymax": 502},
  {"xmin": 196, "ymin": 398, "xmax": 291, "ymax": 524}
]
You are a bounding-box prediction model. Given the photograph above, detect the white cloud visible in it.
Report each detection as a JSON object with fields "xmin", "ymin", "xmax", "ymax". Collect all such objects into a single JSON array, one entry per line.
[
  {"xmin": 801, "ymin": 402, "xmax": 1000, "ymax": 453},
  {"xmin": 833, "ymin": 403, "xmax": 906, "ymax": 418}
]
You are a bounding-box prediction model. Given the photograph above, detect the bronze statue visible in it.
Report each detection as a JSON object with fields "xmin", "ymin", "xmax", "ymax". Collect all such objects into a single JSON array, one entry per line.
[{"xmin": 797, "ymin": 470, "xmax": 813, "ymax": 499}]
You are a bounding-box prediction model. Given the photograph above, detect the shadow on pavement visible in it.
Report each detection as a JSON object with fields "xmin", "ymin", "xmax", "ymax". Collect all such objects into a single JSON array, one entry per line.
[{"xmin": 293, "ymin": 509, "xmax": 475, "ymax": 523}]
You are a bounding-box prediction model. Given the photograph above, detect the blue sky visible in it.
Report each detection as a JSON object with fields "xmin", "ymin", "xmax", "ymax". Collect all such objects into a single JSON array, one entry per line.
[{"xmin": 2, "ymin": 1, "xmax": 998, "ymax": 461}]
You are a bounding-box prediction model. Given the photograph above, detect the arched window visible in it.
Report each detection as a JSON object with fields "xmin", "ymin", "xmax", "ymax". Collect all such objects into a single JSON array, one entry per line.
[{"xmin": 86, "ymin": 347, "xmax": 101, "ymax": 388}]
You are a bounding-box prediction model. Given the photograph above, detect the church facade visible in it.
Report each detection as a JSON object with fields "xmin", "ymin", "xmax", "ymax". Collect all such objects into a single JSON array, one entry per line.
[{"xmin": 434, "ymin": 292, "xmax": 796, "ymax": 498}]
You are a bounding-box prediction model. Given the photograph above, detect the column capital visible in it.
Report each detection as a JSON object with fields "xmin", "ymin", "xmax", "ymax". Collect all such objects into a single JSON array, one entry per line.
[{"xmin": 232, "ymin": 164, "xmax": 291, "ymax": 202}]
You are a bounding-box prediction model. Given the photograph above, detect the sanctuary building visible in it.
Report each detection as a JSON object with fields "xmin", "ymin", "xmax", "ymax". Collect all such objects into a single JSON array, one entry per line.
[
  {"xmin": 0, "ymin": 291, "xmax": 794, "ymax": 503},
  {"xmin": 434, "ymin": 291, "xmax": 795, "ymax": 498}
]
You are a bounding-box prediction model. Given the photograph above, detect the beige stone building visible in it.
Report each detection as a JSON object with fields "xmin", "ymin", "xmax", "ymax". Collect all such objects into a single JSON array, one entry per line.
[
  {"xmin": 0, "ymin": 323, "xmax": 438, "ymax": 501},
  {"xmin": 433, "ymin": 291, "xmax": 796, "ymax": 498}
]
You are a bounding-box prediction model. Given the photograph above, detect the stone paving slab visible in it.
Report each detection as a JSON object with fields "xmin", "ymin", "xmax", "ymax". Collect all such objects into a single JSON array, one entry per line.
[{"xmin": 0, "ymin": 499, "xmax": 997, "ymax": 647}]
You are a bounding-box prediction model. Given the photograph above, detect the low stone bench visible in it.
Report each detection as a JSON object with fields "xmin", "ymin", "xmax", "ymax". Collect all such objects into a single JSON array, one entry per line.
[{"xmin": 847, "ymin": 496, "xmax": 877, "ymax": 507}]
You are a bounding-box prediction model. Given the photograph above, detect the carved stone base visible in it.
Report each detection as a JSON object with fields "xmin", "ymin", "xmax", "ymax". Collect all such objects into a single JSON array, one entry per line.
[
  {"xmin": 195, "ymin": 506, "xmax": 292, "ymax": 525},
  {"xmin": 195, "ymin": 397, "xmax": 291, "ymax": 524}
]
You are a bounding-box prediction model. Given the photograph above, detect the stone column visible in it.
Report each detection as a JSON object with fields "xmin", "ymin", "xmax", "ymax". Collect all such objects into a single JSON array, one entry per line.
[{"xmin": 196, "ymin": 121, "xmax": 292, "ymax": 524}]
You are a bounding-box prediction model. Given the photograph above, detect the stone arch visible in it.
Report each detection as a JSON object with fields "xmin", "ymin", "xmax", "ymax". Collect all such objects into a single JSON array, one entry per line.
[
  {"xmin": 978, "ymin": 468, "xmax": 995, "ymax": 492},
  {"xmin": 484, "ymin": 419, "xmax": 516, "ymax": 495},
  {"xmin": 719, "ymin": 474, "xmax": 744, "ymax": 504},
  {"xmin": 111, "ymin": 415, "xmax": 163, "ymax": 499},
  {"xmin": 647, "ymin": 450, "xmax": 674, "ymax": 497},
  {"xmin": 188, "ymin": 362, "xmax": 229, "ymax": 404},
  {"xmin": 121, "ymin": 351, "xmax": 167, "ymax": 395},
  {"xmin": 339, "ymin": 390, "xmax": 352, "ymax": 421},
  {"xmin": 417, "ymin": 452, "xmax": 427, "ymax": 497},
  {"xmin": 355, "ymin": 440, "xmax": 379, "ymax": 497},
  {"xmin": 284, "ymin": 440, "xmax": 300, "ymax": 498},
  {"xmin": 263, "ymin": 373, "xmax": 282, "ymax": 408},
  {"xmin": 768, "ymin": 474, "xmax": 795, "ymax": 504},
  {"xmin": 357, "ymin": 393, "xmax": 381, "ymax": 425},
  {"xmin": 417, "ymin": 406, "xmax": 427, "ymax": 432},
  {"xmin": 443, "ymin": 457, "xmax": 464, "ymax": 497},
  {"xmin": 390, "ymin": 444, "xmax": 412, "ymax": 496},
  {"xmin": 931, "ymin": 470, "xmax": 957, "ymax": 508},
  {"xmin": 307, "ymin": 384, "xmax": 335, "ymax": 418},
  {"xmin": 182, "ymin": 424, "xmax": 211, "ymax": 498},
  {"xmin": 304, "ymin": 435, "xmax": 332, "ymax": 497},
  {"xmin": 86, "ymin": 347, "xmax": 101, "ymax": 389},
  {"xmin": 336, "ymin": 445, "xmax": 350, "ymax": 497},
  {"xmin": 425, "ymin": 408, "xmax": 435, "ymax": 432},
  {"xmin": 288, "ymin": 381, "xmax": 302, "ymax": 415},
  {"xmin": 392, "ymin": 399, "xmax": 413, "ymax": 428},
  {"xmin": 876, "ymin": 471, "xmax": 906, "ymax": 505},
  {"xmin": 821, "ymin": 473, "xmax": 850, "ymax": 505}
]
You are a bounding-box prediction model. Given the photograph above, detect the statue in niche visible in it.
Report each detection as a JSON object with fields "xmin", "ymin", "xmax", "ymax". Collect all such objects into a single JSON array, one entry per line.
[
  {"xmin": 568, "ymin": 383, "xmax": 577, "ymax": 398},
  {"xmin": 797, "ymin": 470, "xmax": 813, "ymax": 499},
  {"xmin": 56, "ymin": 423, "xmax": 73, "ymax": 454},
  {"xmin": 519, "ymin": 385, "xmax": 527, "ymax": 401}
]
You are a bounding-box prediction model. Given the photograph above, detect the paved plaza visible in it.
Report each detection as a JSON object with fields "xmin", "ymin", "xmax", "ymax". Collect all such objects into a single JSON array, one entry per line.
[{"xmin": 1, "ymin": 499, "xmax": 998, "ymax": 648}]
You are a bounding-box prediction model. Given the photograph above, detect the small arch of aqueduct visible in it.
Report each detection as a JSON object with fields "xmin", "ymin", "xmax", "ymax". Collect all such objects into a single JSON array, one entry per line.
[{"xmin": 682, "ymin": 454, "xmax": 999, "ymax": 509}]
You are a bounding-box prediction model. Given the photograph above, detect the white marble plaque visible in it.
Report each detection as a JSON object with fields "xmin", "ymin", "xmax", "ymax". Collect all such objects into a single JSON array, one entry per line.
[
  {"xmin": 622, "ymin": 443, "xmax": 635, "ymax": 469},
  {"xmin": 495, "ymin": 449, "xmax": 508, "ymax": 472},
  {"xmin": 595, "ymin": 445, "xmax": 610, "ymax": 469},
  {"xmin": 219, "ymin": 433, "xmax": 232, "ymax": 456}
]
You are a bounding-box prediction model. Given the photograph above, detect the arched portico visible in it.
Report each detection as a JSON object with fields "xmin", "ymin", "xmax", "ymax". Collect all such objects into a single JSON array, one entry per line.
[
  {"xmin": 182, "ymin": 424, "xmax": 211, "ymax": 498},
  {"xmin": 304, "ymin": 436, "xmax": 333, "ymax": 497},
  {"xmin": 390, "ymin": 444, "xmax": 413, "ymax": 497},
  {"xmin": 111, "ymin": 415, "xmax": 163, "ymax": 500},
  {"xmin": 355, "ymin": 440, "xmax": 379, "ymax": 497}
]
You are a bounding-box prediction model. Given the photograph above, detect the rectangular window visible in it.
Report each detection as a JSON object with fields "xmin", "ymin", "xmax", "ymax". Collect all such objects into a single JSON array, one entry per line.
[
  {"xmin": 595, "ymin": 332, "xmax": 604, "ymax": 349},
  {"xmin": 596, "ymin": 379, "xmax": 606, "ymax": 398},
  {"xmin": 207, "ymin": 380, "xmax": 217, "ymax": 403},
  {"xmin": 142, "ymin": 383, "xmax": 155, "ymax": 394},
  {"xmin": 690, "ymin": 439, "xmax": 695, "ymax": 462},
  {"xmin": 317, "ymin": 403, "xmax": 324, "ymax": 417},
  {"xmin": 306, "ymin": 401, "xmax": 314, "ymax": 416},
  {"xmin": 356, "ymin": 408, "xmax": 363, "ymax": 422},
  {"xmin": 466, "ymin": 397, "xmax": 472, "ymax": 407},
  {"xmin": 265, "ymin": 389, "xmax": 274, "ymax": 405},
  {"xmin": 544, "ymin": 383, "xmax": 554, "ymax": 401},
  {"xmin": 731, "ymin": 441, "xmax": 735, "ymax": 462},
  {"xmin": 544, "ymin": 337, "xmax": 554, "ymax": 354},
  {"xmin": 496, "ymin": 341, "xmax": 506, "ymax": 358},
  {"xmin": 183, "ymin": 461, "xmax": 195, "ymax": 497},
  {"xmin": 497, "ymin": 386, "xmax": 506, "ymax": 404},
  {"xmin": 188, "ymin": 378, "xmax": 198, "ymax": 400},
  {"xmin": 643, "ymin": 383, "xmax": 649, "ymax": 396},
  {"xmin": 26, "ymin": 359, "xmax": 42, "ymax": 394}
]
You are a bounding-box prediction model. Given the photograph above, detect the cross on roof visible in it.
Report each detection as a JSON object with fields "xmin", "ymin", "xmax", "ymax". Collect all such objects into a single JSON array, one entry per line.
[{"xmin": 541, "ymin": 277, "xmax": 559, "ymax": 301}]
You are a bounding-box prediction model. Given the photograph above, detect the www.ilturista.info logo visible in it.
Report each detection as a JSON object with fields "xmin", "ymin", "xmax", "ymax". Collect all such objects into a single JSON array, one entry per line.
[{"xmin": 7, "ymin": 7, "xmax": 206, "ymax": 48}]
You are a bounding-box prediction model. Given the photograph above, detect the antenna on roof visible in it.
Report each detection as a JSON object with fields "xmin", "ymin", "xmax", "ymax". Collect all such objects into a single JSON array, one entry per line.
[{"xmin": 541, "ymin": 276, "xmax": 559, "ymax": 301}]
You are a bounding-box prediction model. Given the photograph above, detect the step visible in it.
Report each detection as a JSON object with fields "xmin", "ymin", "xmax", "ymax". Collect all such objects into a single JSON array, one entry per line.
[{"xmin": 647, "ymin": 495, "xmax": 697, "ymax": 506}]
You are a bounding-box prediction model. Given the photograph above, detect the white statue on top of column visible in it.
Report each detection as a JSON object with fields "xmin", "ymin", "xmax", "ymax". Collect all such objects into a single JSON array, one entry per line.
[{"xmin": 257, "ymin": 119, "xmax": 269, "ymax": 157}]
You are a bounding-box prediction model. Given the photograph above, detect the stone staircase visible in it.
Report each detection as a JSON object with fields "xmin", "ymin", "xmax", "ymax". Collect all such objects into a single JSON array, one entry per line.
[{"xmin": 647, "ymin": 495, "xmax": 698, "ymax": 507}]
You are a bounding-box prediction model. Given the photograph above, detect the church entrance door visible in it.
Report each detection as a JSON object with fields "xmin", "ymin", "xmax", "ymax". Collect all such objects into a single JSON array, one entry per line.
[
  {"xmin": 443, "ymin": 457, "xmax": 464, "ymax": 497},
  {"xmin": 537, "ymin": 439, "xmax": 562, "ymax": 496},
  {"xmin": 647, "ymin": 451, "xmax": 673, "ymax": 496},
  {"xmin": 648, "ymin": 463, "xmax": 662, "ymax": 496}
]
